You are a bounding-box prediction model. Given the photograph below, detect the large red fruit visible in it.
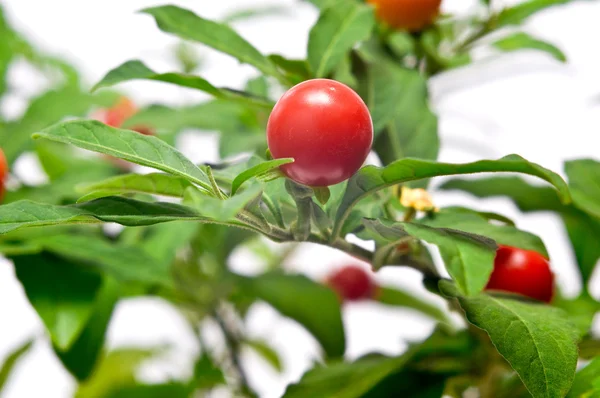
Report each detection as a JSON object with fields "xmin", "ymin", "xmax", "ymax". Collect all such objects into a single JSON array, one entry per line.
[
  {"xmin": 367, "ymin": 0, "xmax": 442, "ymax": 31},
  {"xmin": 486, "ymin": 245, "xmax": 554, "ymax": 303},
  {"xmin": 326, "ymin": 265, "xmax": 377, "ymax": 302},
  {"xmin": 267, "ymin": 79, "xmax": 373, "ymax": 187}
]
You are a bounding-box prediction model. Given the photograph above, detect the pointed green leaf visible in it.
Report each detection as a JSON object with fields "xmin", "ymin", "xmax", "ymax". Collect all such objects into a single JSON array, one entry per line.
[
  {"xmin": 77, "ymin": 173, "xmax": 194, "ymax": 202},
  {"xmin": 141, "ymin": 5, "xmax": 280, "ymax": 78},
  {"xmin": 333, "ymin": 155, "xmax": 571, "ymax": 240},
  {"xmin": 0, "ymin": 339, "xmax": 34, "ymax": 392},
  {"xmin": 567, "ymin": 356, "xmax": 600, "ymax": 398},
  {"xmin": 185, "ymin": 185, "xmax": 263, "ymax": 222},
  {"xmin": 308, "ymin": 1, "xmax": 375, "ymax": 77},
  {"xmin": 441, "ymin": 281, "xmax": 579, "ymax": 398},
  {"xmin": 243, "ymin": 339, "xmax": 283, "ymax": 372},
  {"xmin": 493, "ymin": 32, "xmax": 566, "ymax": 62},
  {"xmin": 93, "ymin": 60, "xmax": 273, "ymax": 109},
  {"xmin": 0, "ymin": 197, "xmax": 201, "ymax": 235},
  {"xmin": 231, "ymin": 158, "xmax": 293, "ymax": 195},
  {"xmin": 364, "ymin": 219, "xmax": 497, "ymax": 295},
  {"xmin": 496, "ymin": 0, "xmax": 574, "ymax": 27},
  {"xmin": 565, "ymin": 159, "xmax": 600, "ymax": 218},
  {"xmin": 13, "ymin": 253, "xmax": 103, "ymax": 350},
  {"xmin": 419, "ymin": 207, "xmax": 548, "ymax": 256},
  {"xmin": 238, "ymin": 273, "xmax": 345, "ymax": 358},
  {"xmin": 376, "ymin": 286, "xmax": 450, "ymax": 324},
  {"xmin": 56, "ymin": 277, "xmax": 120, "ymax": 381},
  {"xmin": 33, "ymin": 120, "xmax": 212, "ymax": 191}
]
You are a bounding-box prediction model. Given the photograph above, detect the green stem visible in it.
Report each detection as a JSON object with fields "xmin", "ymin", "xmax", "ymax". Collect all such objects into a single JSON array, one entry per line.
[{"xmin": 206, "ymin": 166, "xmax": 227, "ymax": 200}]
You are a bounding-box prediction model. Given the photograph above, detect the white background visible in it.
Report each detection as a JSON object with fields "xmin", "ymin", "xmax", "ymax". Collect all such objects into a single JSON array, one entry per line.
[{"xmin": 1, "ymin": 0, "xmax": 600, "ymax": 397}]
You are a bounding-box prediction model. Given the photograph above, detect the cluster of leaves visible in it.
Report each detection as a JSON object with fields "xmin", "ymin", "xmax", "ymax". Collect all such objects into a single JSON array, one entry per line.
[{"xmin": 0, "ymin": 1, "xmax": 599, "ymax": 397}]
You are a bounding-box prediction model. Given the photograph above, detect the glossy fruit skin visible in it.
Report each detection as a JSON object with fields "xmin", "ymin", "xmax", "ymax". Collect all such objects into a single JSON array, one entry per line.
[
  {"xmin": 267, "ymin": 79, "xmax": 373, "ymax": 187},
  {"xmin": 327, "ymin": 265, "xmax": 377, "ymax": 302},
  {"xmin": 367, "ymin": 0, "xmax": 442, "ymax": 31},
  {"xmin": 486, "ymin": 245, "xmax": 554, "ymax": 303}
]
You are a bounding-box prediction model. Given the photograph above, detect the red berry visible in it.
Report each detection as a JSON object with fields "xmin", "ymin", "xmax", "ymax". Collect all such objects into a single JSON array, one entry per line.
[
  {"xmin": 0, "ymin": 148, "xmax": 7, "ymax": 202},
  {"xmin": 367, "ymin": 0, "xmax": 442, "ymax": 32},
  {"xmin": 267, "ymin": 79, "xmax": 373, "ymax": 187},
  {"xmin": 486, "ymin": 245, "xmax": 554, "ymax": 303},
  {"xmin": 104, "ymin": 97, "xmax": 137, "ymax": 128},
  {"xmin": 327, "ymin": 265, "xmax": 377, "ymax": 302}
]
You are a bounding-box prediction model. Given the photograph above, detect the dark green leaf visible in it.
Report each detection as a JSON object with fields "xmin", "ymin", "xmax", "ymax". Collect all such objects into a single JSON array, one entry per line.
[
  {"xmin": 283, "ymin": 354, "xmax": 410, "ymax": 398},
  {"xmin": 56, "ymin": 277, "xmax": 120, "ymax": 381},
  {"xmin": 93, "ymin": 60, "xmax": 273, "ymax": 109},
  {"xmin": 565, "ymin": 159, "xmax": 600, "ymax": 218},
  {"xmin": 567, "ymin": 357, "xmax": 600, "ymax": 398},
  {"xmin": 193, "ymin": 354, "xmax": 226, "ymax": 390},
  {"xmin": 231, "ymin": 158, "xmax": 293, "ymax": 195},
  {"xmin": 333, "ymin": 155, "xmax": 571, "ymax": 241},
  {"xmin": 365, "ymin": 219, "xmax": 496, "ymax": 295},
  {"xmin": 419, "ymin": 207, "xmax": 548, "ymax": 256},
  {"xmin": 307, "ymin": 1, "xmax": 375, "ymax": 77},
  {"xmin": 493, "ymin": 32, "xmax": 566, "ymax": 62},
  {"xmin": 33, "ymin": 234, "xmax": 173, "ymax": 287},
  {"xmin": 141, "ymin": 5, "xmax": 280, "ymax": 78},
  {"xmin": 77, "ymin": 173, "xmax": 194, "ymax": 202},
  {"xmin": 243, "ymin": 339, "xmax": 284, "ymax": 372},
  {"xmin": 0, "ymin": 197, "xmax": 202, "ymax": 235},
  {"xmin": 34, "ymin": 120, "xmax": 213, "ymax": 192},
  {"xmin": 0, "ymin": 339, "xmax": 34, "ymax": 391},
  {"xmin": 441, "ymin": 281, "xmax": 580, "ymax": 398},
  {"xmin": 268, "ymin": 54, "xmax": 311, "ymax": 83},
  {"xmin": 13, "ymin": 253, "xmax": 103, "ymax": 350},
  {"xmin": 238, "ymin": 273, "xmax": 345, "ymax": 358}
]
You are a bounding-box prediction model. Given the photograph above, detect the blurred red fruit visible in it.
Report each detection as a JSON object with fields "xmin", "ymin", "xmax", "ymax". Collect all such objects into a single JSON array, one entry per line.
[
  {"xmin": 103, "ymin": 97, "xmax": 138, "ymax": 128},
  {"xmin": 0, "ymin": 148, "xmax": 7, "ymax": 202},
  {"xmin": 486, "ymin": 245, "xmax": 554, "ymax": 303},
  {"xmin": 326, "ymin": 265, "xmax": 377, "ymax": 302}
]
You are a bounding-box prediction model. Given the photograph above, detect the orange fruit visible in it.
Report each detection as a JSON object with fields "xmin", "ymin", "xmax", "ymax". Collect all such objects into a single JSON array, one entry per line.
[{"xmin": 367, "ymin": 0, "xmax": 442, "ymax": 31}]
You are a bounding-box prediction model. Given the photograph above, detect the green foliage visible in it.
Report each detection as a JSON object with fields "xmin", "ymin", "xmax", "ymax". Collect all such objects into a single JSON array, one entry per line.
[
  {"xmin": 493, "ymin": 32, "xmax": 567, "ymax": 62},
  {"xmin": 0, "ymin": 339, "xmax": 33, "ymax": 392},
  {"xmin": 442, "ymin": 281, "xmax": 580, "ymax": 398},
  {"xmin": 567, "ymin": 357, "xmax": 600, "ymax": 398}
]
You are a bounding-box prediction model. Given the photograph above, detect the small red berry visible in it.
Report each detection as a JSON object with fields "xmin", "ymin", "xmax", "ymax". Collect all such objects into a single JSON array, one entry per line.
[
  {"xmin": 0, "ymin": 148, "xmax": 7, "ymax": 202},
  {"xmin": 486, "ymin": 245, "xmax": 554, "ymax": 303},
  {"xmin": 267, "ymin": 79, "xmax": 373, "ymax": 187},
  {"xmin": 104, "ymin": 97, "xmax": 137, "ymax": 128},
  {"xmin": 326, "ymin": 265, "xmax": 377, "ymax": 302}
]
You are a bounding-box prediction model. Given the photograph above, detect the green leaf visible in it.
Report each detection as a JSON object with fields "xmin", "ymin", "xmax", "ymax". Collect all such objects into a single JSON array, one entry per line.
[
  {"xmin": 77, "ymin": 173, "xmax": 194, "ymax": 202},
  {"xmin": 376, "ymin": 286, "xmax": 450, "ymax": 324},
  {"xmin": 365, "ymin": 219, "xmax": 496, "ymax": 295},
  {"xmin": 75, "ymin": 348, "xmax": 159, "ymax": 398},
  {"xmin": 496, "ymin": 0, "xmax": 574, "ymax": 27},
  {"xmin": 567, "ymin": 356, "xmax": 600, "ymax": 398},
  {"xmin": 56, "ymin": 277, "xmax": 120, "ymax": 381},
  {"xmin": 0, "ymin": 197, "xmax": 201, "ymax": 235},
  {"xmin": 243, "ymin": 339, "xmax": 283, "ymax": 372},
  {"xmin": 13, "ymin": 253, "xmax": 103, "ymax": 350},
  {"xmin": 441, "ymin": 281, "xmax": 580, "ymax": 398},
  {"xmin": 33, "ymin": 120, "xmax": 213, "ymax": 192},
  {"xmin": 185, "ymin": 185, "xmax": 262, "ymax": 222},
  {"xmin": 141, "ymin": 5, "xmax": 280, "ymax": 78},
  {"xmin": 238, "ymin": 273, "xmax": 345, "ymax": 358},
  {"xmin": 419, "ymin": 207, "xmax": 548, "ymax": 256},
  {"xmin": 0, "ymin": 339, "xmax": 34, "ymax": 392},
  {"xmin": 565, "ymin": 159, "xmax": 600, "ymax": 218},
  {"xmin": 93, "ymin": 60, "xmax": 273, "ymax": 109},
  {"xmin": 193, "ymin": 354, "xmax": 226, "ymax": 390},
  {"xmin": 32, "ymin": 234, "xmax": 173, "ymax": 287},
  {"xmin": 268, "ymin": 54, "xmax": 311, "ymax": 83},
  {"xmin": 283, "ymin": 354, "xmax": 410, "ymax": 397},
  {"xmin": 106, "ymin": 383, "xmax": 191, "ymax": 398},
  {"xmin": 440, "ymin": 176, "xmax": 600, "ymax": 285},
  {"xmin": 493, "ymin": 32, "xmax": 566, "ymax": 62},
  {"xmin": 307, "ymin": 1, "xmax": 375, "ymax": 77},
  {"xmin": 139, "ymin": 222, "xmax": 198, "ymax": 270},
  {"xmin": 333, "ymin": 155, "xmax": 571, "ymax": 241},
  {"xmin": 0, "ymin": 87, "xmax": 117, "ymax": 164},
  {"xmin": 231, "ymin": 158, "xmax": 293, "ymax": 195}
]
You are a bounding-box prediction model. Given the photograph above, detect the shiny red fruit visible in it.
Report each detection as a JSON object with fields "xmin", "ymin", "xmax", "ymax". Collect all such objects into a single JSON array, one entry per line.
[
  {"xmin": 327, "ymin": 265, "xmax": 377, "ymax": 302},
  {"xmin": 367, "ymin": 0, "xmax": 442, "ymax": 31},
  {"xmin": 486, "ymin": 245, "xmax": 554, "ymax": 303},
  {"xmin": 267, "ymin": 79, "xmax": 373, "ymax": 187}
]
